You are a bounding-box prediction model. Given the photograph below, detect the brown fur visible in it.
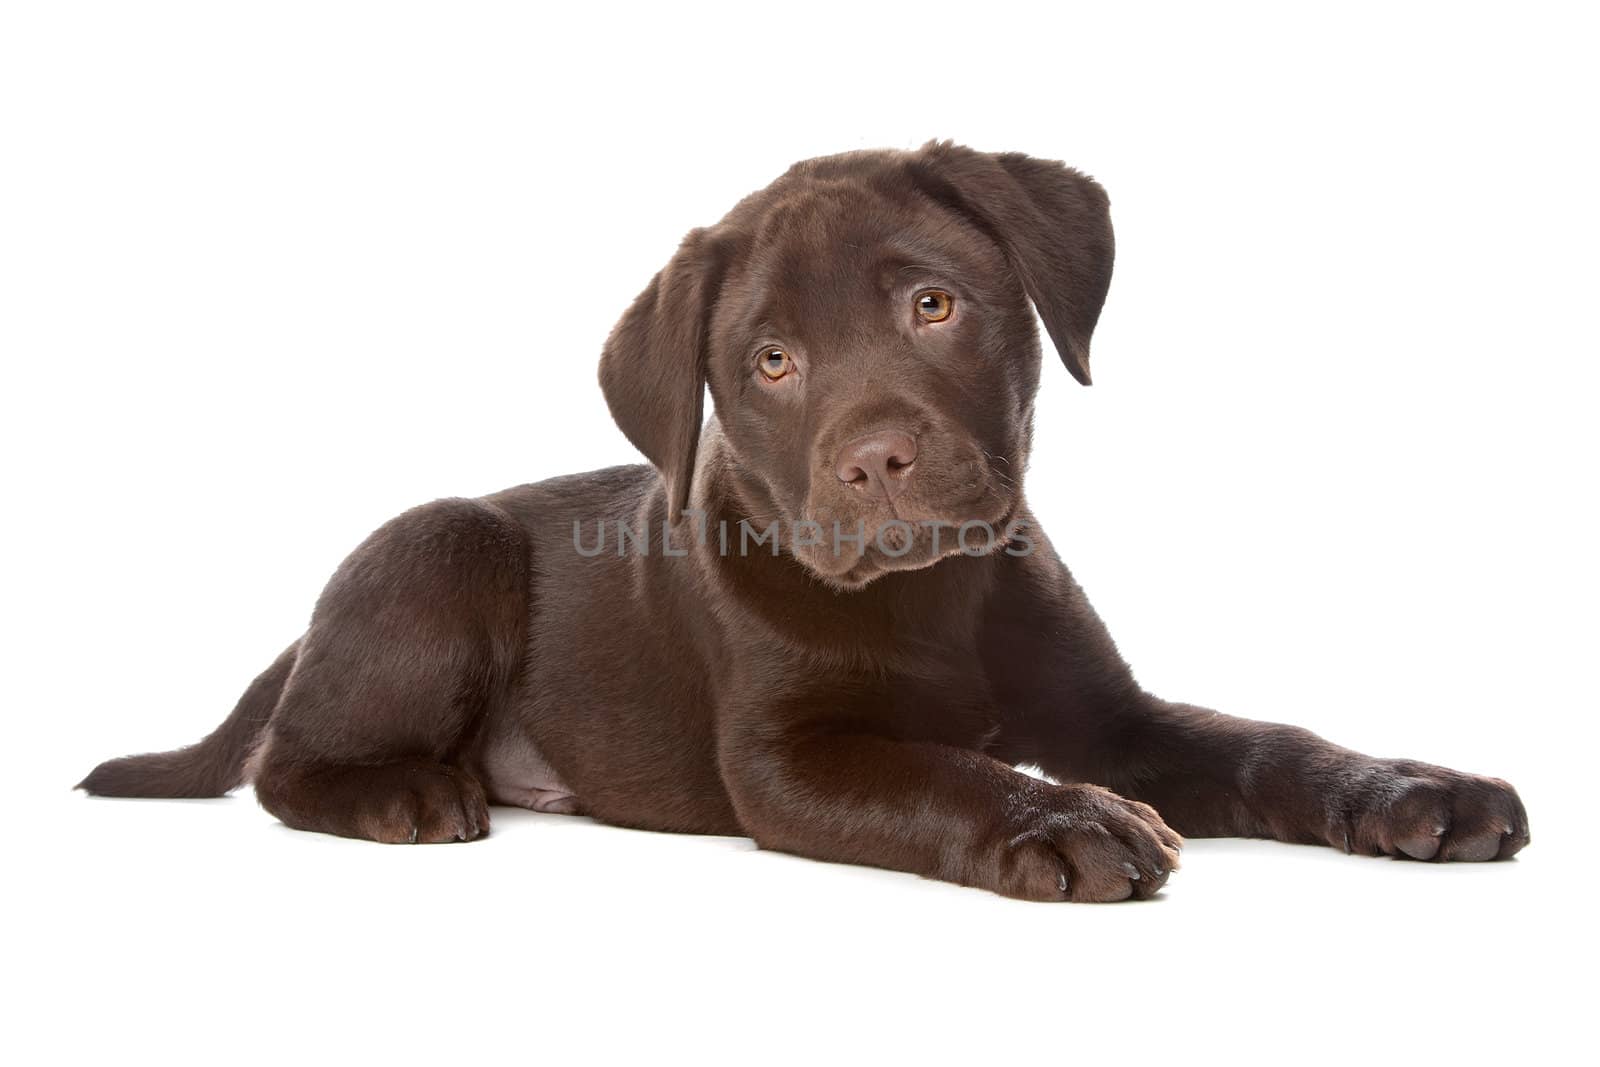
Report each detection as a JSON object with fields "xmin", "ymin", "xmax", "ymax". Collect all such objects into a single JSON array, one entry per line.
[{"xmin": 79, "ymin": 141, "xmax": 1529, "ymax": 900}]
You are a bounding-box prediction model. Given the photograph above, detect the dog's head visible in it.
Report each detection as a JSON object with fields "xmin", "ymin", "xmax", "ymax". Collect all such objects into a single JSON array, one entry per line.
[{"xmin": 599, "ymin": 141, "xmax": 1113, "ymax": 589}]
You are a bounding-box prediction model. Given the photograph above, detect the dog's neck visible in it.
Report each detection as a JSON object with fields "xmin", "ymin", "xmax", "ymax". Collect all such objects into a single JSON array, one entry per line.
[{"xmin": 689, "ymin": 417, "xmax": 786, "ymax": 534}]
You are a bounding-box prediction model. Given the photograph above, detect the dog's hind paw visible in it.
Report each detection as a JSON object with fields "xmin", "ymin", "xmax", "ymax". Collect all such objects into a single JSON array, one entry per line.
[
  {"xmin": 367, "ymin": 762, "xmax": 493, "ymax": 844},
  {"xmin": 256, "ymin": 758, "xmax": 492, "ymax": 844}
]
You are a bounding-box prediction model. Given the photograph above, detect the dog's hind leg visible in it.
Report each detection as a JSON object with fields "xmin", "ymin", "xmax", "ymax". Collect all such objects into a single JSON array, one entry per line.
[{"xmin": 249, "ymin": 498, "xmax": 530, "ymax": 843}]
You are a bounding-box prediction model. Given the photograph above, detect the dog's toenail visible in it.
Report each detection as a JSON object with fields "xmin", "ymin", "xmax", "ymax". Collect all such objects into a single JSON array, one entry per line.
[
  {"xmin": 1057, "ymin": 872, "xmax": 1069, "ymax": 894},
  {"xmin": 1121, "ymin": 862, "xmax": 1141, "ymax": 880}
]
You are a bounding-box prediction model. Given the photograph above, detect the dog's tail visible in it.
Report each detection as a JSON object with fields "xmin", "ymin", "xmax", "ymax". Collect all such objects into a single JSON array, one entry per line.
[{"xmin": 76, "ymin": 640, "xmax": 300, "ymax": 798}]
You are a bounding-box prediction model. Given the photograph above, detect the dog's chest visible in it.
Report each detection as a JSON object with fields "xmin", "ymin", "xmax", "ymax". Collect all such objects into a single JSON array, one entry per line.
[{"xmin": 882, "ymin": 647, "xmax": 1004, "ymax": 750}]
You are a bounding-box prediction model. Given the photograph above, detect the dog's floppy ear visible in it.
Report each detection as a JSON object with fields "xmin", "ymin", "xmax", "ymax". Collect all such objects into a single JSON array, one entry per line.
[
  {"xmin": 908, "ymin": 141, "xmax": 1113, "ymax": 385},
  {"xmin": 599, "ymin": 226, "xmax": 730, "ymax": 519}
]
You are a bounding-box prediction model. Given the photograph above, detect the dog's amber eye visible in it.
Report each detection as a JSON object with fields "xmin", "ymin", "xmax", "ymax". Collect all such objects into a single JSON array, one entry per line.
[
  {"xmin": 757, "ymin": 347, "xmax": 794, "ymax": 381},
  {"xmin": 915, "ymin": 289, "xmax": 954, "ymax": 323}
]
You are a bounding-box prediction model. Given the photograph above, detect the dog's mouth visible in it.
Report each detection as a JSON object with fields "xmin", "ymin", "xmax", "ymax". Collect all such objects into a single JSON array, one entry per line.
[{"xmin": 791, "ymin": 506, "xmax": 1020, "ymax": 590}]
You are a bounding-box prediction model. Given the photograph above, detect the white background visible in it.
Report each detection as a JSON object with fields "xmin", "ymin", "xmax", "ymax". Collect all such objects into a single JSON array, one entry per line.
[{"xmin": 4, "ymin": 2, "xmax": 1596, "ymax": 1063}]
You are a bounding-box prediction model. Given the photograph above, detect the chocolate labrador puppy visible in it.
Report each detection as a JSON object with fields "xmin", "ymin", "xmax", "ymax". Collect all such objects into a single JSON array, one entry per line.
[{"xmin": 80, "ymin": 141, "xmax": 1529, "ymax": 900}]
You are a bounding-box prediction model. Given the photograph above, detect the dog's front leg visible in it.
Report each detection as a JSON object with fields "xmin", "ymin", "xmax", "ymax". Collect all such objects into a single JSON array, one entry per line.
[
  {"xmin": 986, "ymin": 556, "xmax": 1531, "ymax": 862},
  {"xmin": 1043, "ymin": 696, "xmax": 1532, "ymax": 862},
  {"xmin": 717, "ymin": 690, "xmax": 1181, "ymax": 901}
]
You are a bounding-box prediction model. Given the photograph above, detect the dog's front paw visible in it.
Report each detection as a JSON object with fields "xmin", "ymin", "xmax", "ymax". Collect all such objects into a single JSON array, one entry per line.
[
  {"xmin": 1334, "ymin": 759, "xmax": 1529, "ymax": 862},
  {"xmin": 995, "ymin": 784, "xmax": 1183, "ymax": 902}
]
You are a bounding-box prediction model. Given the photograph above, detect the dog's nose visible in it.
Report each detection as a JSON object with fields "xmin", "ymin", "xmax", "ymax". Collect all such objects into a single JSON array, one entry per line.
[{"xmin": 835, "ymin": 429, "xmax": 918, "ymax": 502}]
